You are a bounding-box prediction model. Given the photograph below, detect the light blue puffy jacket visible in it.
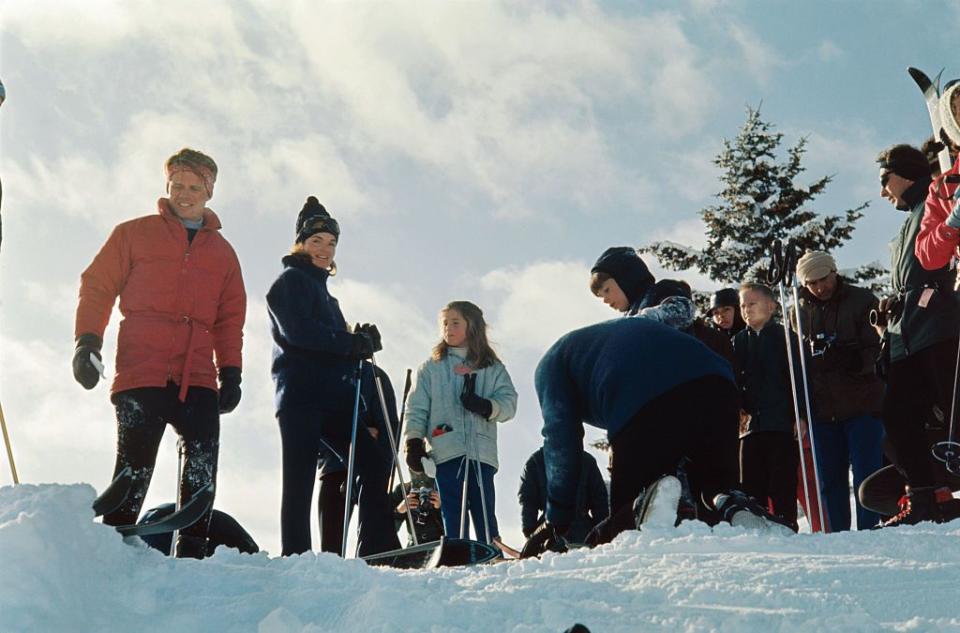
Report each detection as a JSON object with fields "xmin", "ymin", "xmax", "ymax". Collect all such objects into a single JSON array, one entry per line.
[{"xmin": 403, "ymin": 347, "xmax": 517, "ymax": 471}]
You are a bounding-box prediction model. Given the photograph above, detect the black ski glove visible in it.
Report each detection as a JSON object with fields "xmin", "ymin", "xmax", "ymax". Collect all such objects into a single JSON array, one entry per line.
[
  {"xmin": 72, "ymin": 333, "xmax": 103, "ymax": 390},
  {"xmin": 460, "ymin": 373, "xmax": 493, "ymax": 419},
  {"xmin": 218, "ymin": 367, "xmax": 242, "ymax": 414},
  {"xmin": 405, "ymin": 438, "xmax": 427, "ymax": 473},
  {"xmin": 461, "ymin": 392, "xmax": 493, "ymax": 419},
  {"xmin": 349, "ymin": 332, "xmax": 375, "ymax": 360},
  {"xmin": 355, "ymin": 323, "xmax": 383, "ymax": 354},
  {"xmin": 520, "ymin": 521, "xmax": 568, "ymax": 559}
]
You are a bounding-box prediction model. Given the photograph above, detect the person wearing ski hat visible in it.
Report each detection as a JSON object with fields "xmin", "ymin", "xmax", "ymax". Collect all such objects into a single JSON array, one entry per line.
[
  {"xmin": 73, "ymin": 148, "xmax": 247, "ymax": 558},
  {"xmin": 267, "ymin": 196, "xmax": 400, "ymax": 557},
  {"xmin": 521, "ymin": 316, "xmax": 791, "ymax": 558},
  {"xmin": 707, "ymin": 288, "xmax": 746, "ymax": 338},
  {"xmin": 589, "ymin": 247, "xmax": 656, "ymax": 316},
  {"xmin": 792, "ymin": 250, "xmax": 884, "ymax": 530},
  {"xmin": 918, "ymin": 81, "xmax": 960, "ymax": 270},
  {"xmin": 871, "ymin": 144, "xmax": 960, "ymax": 527}
]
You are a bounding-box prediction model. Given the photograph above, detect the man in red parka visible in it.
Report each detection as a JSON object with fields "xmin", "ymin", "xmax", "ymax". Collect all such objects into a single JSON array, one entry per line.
[{"xmin": 73, "ymin": 148, "xmax": 246, "ymax": 558}]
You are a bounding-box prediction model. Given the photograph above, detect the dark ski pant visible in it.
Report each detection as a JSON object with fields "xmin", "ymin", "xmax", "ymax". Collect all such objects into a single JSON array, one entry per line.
[
  {"xmin": 435, "ymin": 457, "xmax": 499, "ymax": 542},
  {"xmin": 317, "ymin": 469, "xmax": 347, "ymax": 554},
  {"xmin": 103, "ymin": 383, "xmax": 219, "ymax": 545},
  {"xmin": 883, "ymin": 338, "xmax": 959, "ymax": 489},
  {"xmin": 608, "ymin": 374, "xmax": 740, "ymax": 534},
  {"xmin": 278, "ymin": 409, "xmax": 400, "ymax": 557},
  {"xmin": 739, "ymin": 431, "xmax": 798, "ymax": 525},
  {"xmin": 812, "ymin": 415, "xmax": 884, "ymax": 530}
]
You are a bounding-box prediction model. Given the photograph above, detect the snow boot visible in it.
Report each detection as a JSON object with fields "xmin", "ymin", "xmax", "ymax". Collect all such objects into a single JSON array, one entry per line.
[
  {"xmin": 633, "ymin": 475, "xmax": 682, "ymax": 529},
  {"xmin": 876, "ymin": 486, "xmax": 957, "ymax": 528},
  {"xmin": 712, "ymin": 490, "xmax": 797, "ymax": 535},
  {"xmin": 175, "ymin": 534, "xmax": 208, "ymax": 559}
]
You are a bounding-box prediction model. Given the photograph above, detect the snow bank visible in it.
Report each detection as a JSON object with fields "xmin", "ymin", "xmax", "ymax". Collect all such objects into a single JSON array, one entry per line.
[{"xmin": 3, "ymin": 483, "xmax": 960, "ymax": 633}]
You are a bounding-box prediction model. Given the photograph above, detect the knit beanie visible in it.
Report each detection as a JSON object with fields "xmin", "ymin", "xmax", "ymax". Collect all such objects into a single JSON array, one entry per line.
[
  {"xmin": 295, "ymin": 196, "xmax": 340, "ymax": 243},
  {"xmin": 795, "ymin": 251, "xmax": 836, "ymax": 284},
  {"xmin": 590, "ymin": 247, "xmax": 655, "ymax": 306},
  {"xmin": 941, "ymin": 81, "xmax": 960, "ymax": 147}
]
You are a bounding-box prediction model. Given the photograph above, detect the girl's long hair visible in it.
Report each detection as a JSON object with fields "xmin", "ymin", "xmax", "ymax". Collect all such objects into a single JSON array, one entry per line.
[{"xmin": 431, "ymin": 300, "xmax": 500, "ymax": 369}]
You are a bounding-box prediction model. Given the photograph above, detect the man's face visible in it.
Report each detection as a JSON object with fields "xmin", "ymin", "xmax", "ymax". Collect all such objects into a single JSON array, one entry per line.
[
  {"xmin": 740, "ymin": 289, "xmax": 776, "ymax": 330},
  {"xmin": 595, "ymin": 278, "xmax": 629, "ymax": 312},
  {"xmin": 167, "ymin": 170, "xmax": 211, "ymax": 221},
  {"xmin": 711, "ymin": 305, "xmax": 736, "ymax": 330},
  {"xmin": 880, "ymin": 169, "xmax": 913, "ymax": 210},
  {"xmin": 804, "ymin": 271, "xmax": 838, "ymax": 302}
]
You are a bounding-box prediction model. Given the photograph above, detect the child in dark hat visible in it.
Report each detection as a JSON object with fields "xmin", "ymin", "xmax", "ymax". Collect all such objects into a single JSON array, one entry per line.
[
  {"xmin": 589, "ymin": 247, "xmax": 655, "ymax": 316},
  {"xmin": 707, "ymin": 288, "xmax": 746, "ymax": 338}
]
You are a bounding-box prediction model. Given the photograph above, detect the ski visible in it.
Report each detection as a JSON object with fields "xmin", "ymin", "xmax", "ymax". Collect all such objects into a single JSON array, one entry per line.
[
  {"xmin": 92, "ymin": 467, "xmax": 133, "ymax": 517},
  {"xmin": 361, "ymin": 536, "xmax": 500, "ymax": 569},
  {"xmin": 112, "ymin": 483, "xmax": 214, "ymax": 537},
  {"xmin": 907, "ymin": 66, "xmax": 952, "ymax": 173}
]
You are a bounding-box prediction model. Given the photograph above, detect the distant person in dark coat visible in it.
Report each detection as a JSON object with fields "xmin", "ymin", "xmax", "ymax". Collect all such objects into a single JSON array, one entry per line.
[
  {"xmin": 732, "ymin": 282, "xmax": 801, "ymax": 530},
  {"xmin": 519, "ymin": 447, "xmax": 608, "ymax": 545}
]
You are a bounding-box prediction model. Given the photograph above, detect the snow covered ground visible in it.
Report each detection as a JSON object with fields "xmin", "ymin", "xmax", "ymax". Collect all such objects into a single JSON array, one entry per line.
[{"xmin": 3, "ymin": 483, "xmax": 960, "ymax": 633}]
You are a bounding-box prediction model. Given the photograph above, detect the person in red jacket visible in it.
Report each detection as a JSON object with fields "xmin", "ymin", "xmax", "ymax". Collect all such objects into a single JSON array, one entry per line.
[
  {"xmin": 916, "ymin": 81, "xmax": 960, "ymax": 270},
  {"xmin": 73, "ymin": 148, "xmax": 247, "ymax": 558}
]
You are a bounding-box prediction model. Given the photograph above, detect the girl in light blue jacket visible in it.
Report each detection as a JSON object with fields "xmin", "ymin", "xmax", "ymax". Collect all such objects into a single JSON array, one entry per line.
[{"xmin": 403, "ymin": 301, "xmax": 518, "ymax": 547}]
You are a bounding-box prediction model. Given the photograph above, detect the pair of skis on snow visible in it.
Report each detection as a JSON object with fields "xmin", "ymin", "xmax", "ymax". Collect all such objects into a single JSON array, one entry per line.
[{"xmin": 91, "ymin": 466, "xmax": 214, "ymax": 537}]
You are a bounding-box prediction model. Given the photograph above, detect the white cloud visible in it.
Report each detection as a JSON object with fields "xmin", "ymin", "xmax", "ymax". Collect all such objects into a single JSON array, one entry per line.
[
  {"xmin": 727, "ymin": 22, "xmax": 783, "ymax": 85},
  {"xmin": 817, "ymin": 40, "xmax": 844, "ymax": 62}
]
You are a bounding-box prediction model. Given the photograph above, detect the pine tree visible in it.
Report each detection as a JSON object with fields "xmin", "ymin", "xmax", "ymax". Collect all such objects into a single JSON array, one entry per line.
[{"xmin": 642, "ymin": 106, "xmax": 879, "ymax": 289}]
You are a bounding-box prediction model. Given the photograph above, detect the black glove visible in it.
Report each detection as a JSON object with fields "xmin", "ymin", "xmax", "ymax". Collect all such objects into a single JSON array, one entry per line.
[
  {"xmin": 355, "ymin": 323, "xmax": 383, "ymax": 354},
  {"xmin": 520, "ymin": 521, "xmax": 568, "ymax": 559},
  {"xmin": 405, "ymin": 438, "xmax": 426, "ymax": 473},
  {"xmin": 349, "ymin": 332, "xmax": 375, "ymax": 360},
  {"xmin": 460, "ymin": 373, "xmax": 493, "ymax": 419},
  {"xmin": 72, "ymin": 333, "xmax": 103, "ymax": 390},
  {"xmin": 218, "ymin": 367, "xmax": 242, "ymax": 414}
]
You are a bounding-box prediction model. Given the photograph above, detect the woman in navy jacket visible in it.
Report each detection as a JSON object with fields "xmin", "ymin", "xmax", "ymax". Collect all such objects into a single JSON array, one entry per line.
[{"xmin": 267, "ymin": 196, "xmax": 399, "ymax": 557}]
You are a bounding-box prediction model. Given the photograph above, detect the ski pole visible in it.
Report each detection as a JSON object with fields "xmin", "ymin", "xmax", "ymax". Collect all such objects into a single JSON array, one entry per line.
[
  {"xmin": 768, "ymin": 240, "xmax": 819, "ymax": 532},
  {"xmin": 0, "ymin": 399, "xmax": 19, "ymax": 484},
  {"xmin": 369, "ymin": 357, "xmax": 419, "ymax": 546},
  {"xmin": 387, "ymin": 368, "xmax": 413, "ymax": 493},
  {"xmin": 472, "ymin": 431, "xmax": 492, "ymax": 544},
  {"xmin": 459, "ymin": 455, "xmax": 471, "ymax": 539},
  {"xmin": 341, "ymin": 359, "xmax": 365, "ymax": 559},
  {"xmin": 170, "ymin": 437, "xmax": 185, "ymax": 556},
  {"xmin": 787, "ymin": 248, "xmax": 828, "ymax": 533}
]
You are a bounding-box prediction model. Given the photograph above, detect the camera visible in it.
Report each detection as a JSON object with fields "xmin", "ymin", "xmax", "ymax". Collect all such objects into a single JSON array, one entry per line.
[
  {"xmin": 414, "ymin": 487, "xmax": 435, "ymax": 524},
  {"xmin": 808, "ymin": 332, "xmax": 836, "ymax": 358},
  {"xmin": 869, "ymin": 308, "xmax": 886, "ymax": 328}
]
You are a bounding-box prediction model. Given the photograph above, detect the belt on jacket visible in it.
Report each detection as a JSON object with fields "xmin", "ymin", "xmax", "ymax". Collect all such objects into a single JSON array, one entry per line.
[{"xmin": 177, "ymin": 315, "xmax": 204, "ymax": 402}]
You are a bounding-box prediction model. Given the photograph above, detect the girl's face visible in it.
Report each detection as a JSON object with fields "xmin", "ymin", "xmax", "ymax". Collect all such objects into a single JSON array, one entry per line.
[
  {"xmin": 303, "ymin": 232, "xmax": 337, "ymax": 269},
  {"xmin": 442, "ymin": 309, "xmax": 469, "ymax": 348}
]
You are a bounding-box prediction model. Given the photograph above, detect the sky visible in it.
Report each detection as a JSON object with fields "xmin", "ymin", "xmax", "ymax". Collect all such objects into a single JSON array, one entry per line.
[{"xmin": 1, "ymin": 0, "xmax": 959, "ymax": 553}]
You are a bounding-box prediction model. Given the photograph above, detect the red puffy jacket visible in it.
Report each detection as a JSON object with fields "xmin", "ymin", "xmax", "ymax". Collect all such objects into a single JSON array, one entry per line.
[
  {"xmin": 916, "ymin": 159, "xmax": 960, "ymax": 271},
  {"xmin": 75, "ymin": 199, "xmax": 246, "ymax": 399}
]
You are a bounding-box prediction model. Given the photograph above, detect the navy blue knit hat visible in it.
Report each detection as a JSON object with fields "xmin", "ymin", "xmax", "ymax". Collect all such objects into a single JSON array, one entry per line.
[
  {"xmin": 295, "ymin": 196, "xmax": 340, "ymax": 244},
  {"xmin": 590, "ymin": 247, "xmax": 655, "ymax": 306}
]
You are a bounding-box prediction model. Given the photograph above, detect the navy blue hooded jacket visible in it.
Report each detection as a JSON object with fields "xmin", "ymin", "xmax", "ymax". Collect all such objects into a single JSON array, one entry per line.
[
  {"xmin": 534, "ymin": 317, "xmax": 734, "ymax": 528},
  {"xmin": 267, "ymin": 254, "xmax": 357, "ymax": 416}
]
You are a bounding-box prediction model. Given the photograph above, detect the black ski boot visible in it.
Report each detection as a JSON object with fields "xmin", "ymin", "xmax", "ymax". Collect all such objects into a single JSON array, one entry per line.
[
  {"xmin": 712, "ymin": 490, "xmax": 797, "ymax": 534},
  {"xmin": 877, "ymin": 486, "xmax": 959, "ymax": 528},
  {"xmin": 633, "ymin": 475, "xmax": 682, "ymax": 529}
]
